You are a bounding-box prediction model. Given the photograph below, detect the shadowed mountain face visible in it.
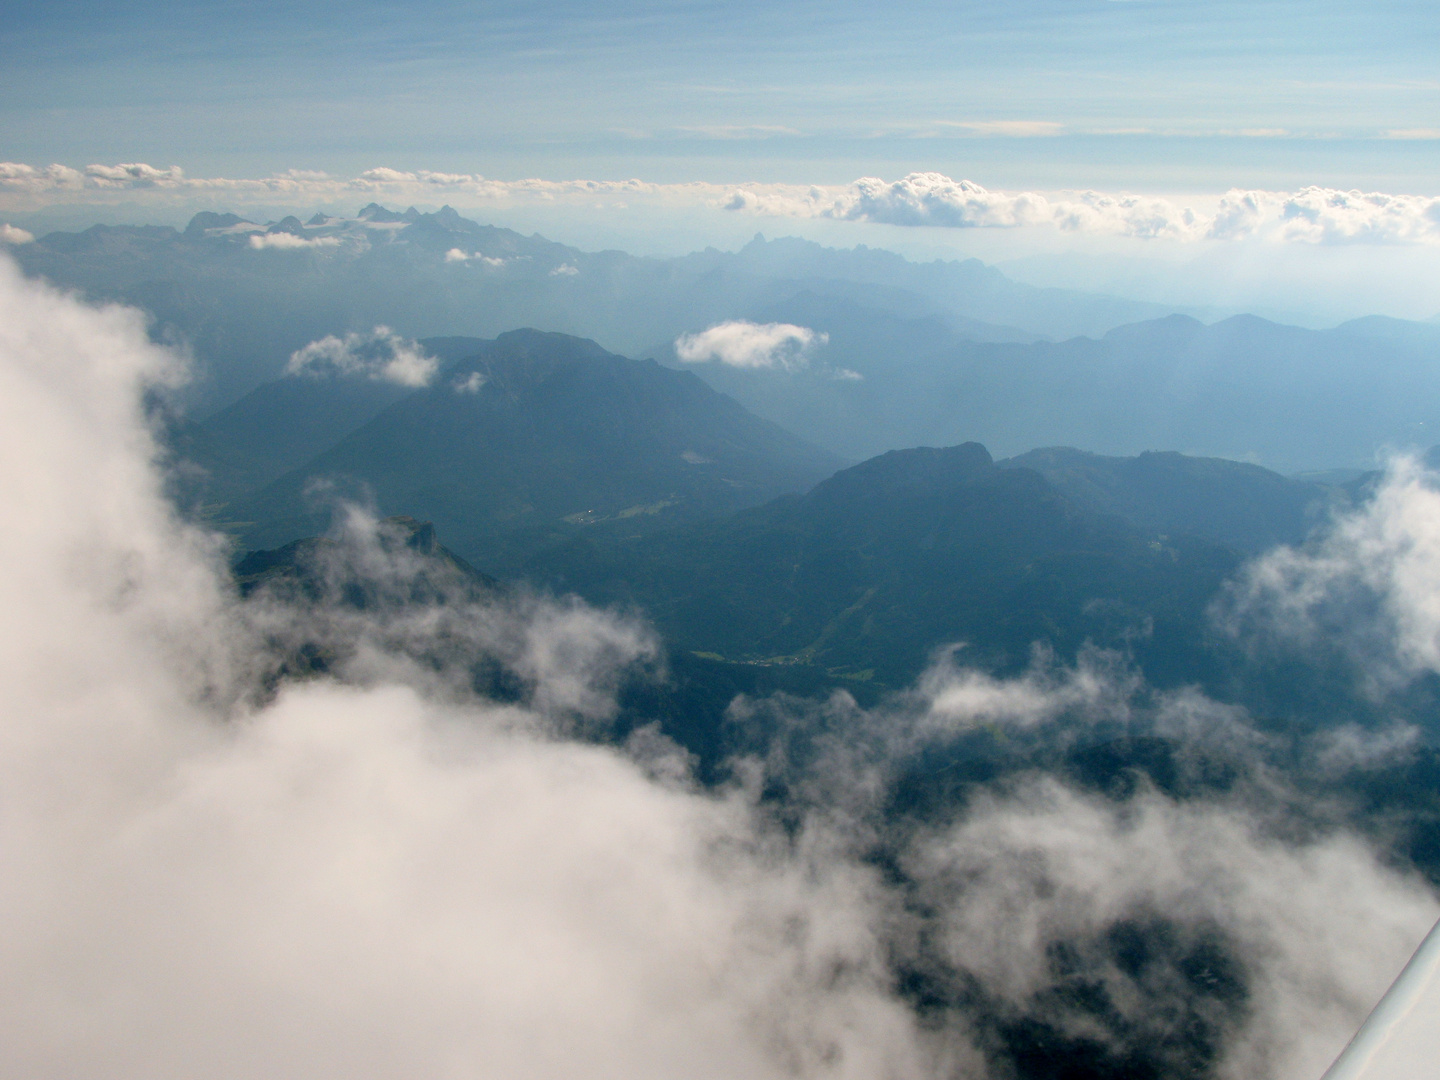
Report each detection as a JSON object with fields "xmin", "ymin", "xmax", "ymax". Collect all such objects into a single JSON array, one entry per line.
[
  {"xmin": 235, "ymin": 514, "xmax": 500, "ymax": 606},
  {"xmin": 171, "ymin": 336, "xmax": 489, "ymax": 506},
  {"xmin": 998, "ymin": 446, "xmax": 1342, "ymax": 552},
  {"xmin": 232, "ymin": 330, "xmax": 845, "ymax": 568}
]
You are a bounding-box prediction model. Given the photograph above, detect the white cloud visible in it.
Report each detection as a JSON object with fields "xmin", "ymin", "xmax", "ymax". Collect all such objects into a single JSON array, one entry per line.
[
  {"xmin": 446, "ymin": 249, "xmax": 509, "ymax": 267},
  {"xmin": 725, "ymin": 172, "xmax": 1207, "ymax": 240},
  {"xmin": 724, "ymin": 173, "xmax": 1440, "ymax": 245},
  {"xmin": 358, "ymin": 166, "xmax": 418, "ymax": 183},
  {"xmin": 449, "ymin": 247, "xmax": 518, "ymax": 269},
  {"xmin": 0, "ymin": 223, "xmax": 34, "ymax": 244},
  {"xmin": 549, "ymin": 263, "xmax": 579, "ymax": 276},
  {"xmin": 85, "ymin": 162, "xmax": 187, "ymax": 187},
  {"xmin": 247, "ymin": 231, "xmax": 342, "ymax": 250},
  {"xmin": 675, "ymin": 320, "xmax": 828, "ymax": 370},
  {"xmin": 453, "ymin": 371, "xmax": 486, "ymax": 394},
  {"xmin": 286, "ymin": 326, "xmax": 437, "ymax": 386},
  {"xmin": 0, "ymin": 161, "xmax": 85, "ymax": 192},
  {"xmin": 1211, "ymin": 187, "xmax": 1440, "ymax": 244},
  {"xmin": 1222, "ymin": 455, "xmax": 1440, "ymax": 687},
  {"xmin": 0, "ymin": 256, "xmax": 1434, "ymax": 1079}
]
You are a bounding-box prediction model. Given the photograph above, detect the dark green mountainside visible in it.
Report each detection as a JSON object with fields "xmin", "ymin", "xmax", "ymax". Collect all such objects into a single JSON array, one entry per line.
[{"xmin": 518, "ymin": 443, "xmax": 1241, "ymax": 689}]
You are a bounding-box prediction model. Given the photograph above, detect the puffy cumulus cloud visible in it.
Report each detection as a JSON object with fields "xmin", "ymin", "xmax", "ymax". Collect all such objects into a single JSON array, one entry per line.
[
  {"xmin": 0, "ymin": 255, "xmax": 1435, "ymax": 1080},
  {"xmin": 1222, "ymin": 456, "xmax": 1440, "ymax": 688},
  {"xmin": 1211, "ymin": 187, "xmax": 1440, "ymax": 244},
  {"xmin": 286, "ymin": 326, "xmax": 437, "ymax": 387},
  {"xmin": 839, "ymin": 173, "xmax": 1055, "ymax": 230},
  {"xmin": 0, "ymin": 223, "xmax": 33, "ymax": 244},
  {"xmin": 0, "ymin": 161, "xmax": 85, "ymax": 193},
  {"xmin": 247, "ymin": 231, "xmax": 342, "ymax": 250},
  {"xmin": 675, "ymin": 320, "xmax": 828, "ymax": 370},
  {"xmin": 721, "ymin": 173, "xmax": 1204, "ymax": 240}
]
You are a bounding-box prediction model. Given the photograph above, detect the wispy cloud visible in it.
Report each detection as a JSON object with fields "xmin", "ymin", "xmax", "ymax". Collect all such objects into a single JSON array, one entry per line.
[
  {"xmin": 937, "ymin": 120, "xmax": 1065, "ymax": 137},
  {"xmin": 0, "ymin": 223, "xmax": 33, "ymax": 245},
  {"xmin": 675, "ymin": 320, "xmax": 827, "ymax": 370}
]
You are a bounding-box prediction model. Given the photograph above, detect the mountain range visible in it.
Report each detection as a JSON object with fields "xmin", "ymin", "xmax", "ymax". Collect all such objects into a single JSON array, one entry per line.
[
  {"xmin": 23, "ymin": 205, "xmax": 1440, "ymax": 473},
  {"xmin": 225, "ymin": 330, "xmax": 844, "ymax": 569},
  {"xmin": 13, "ymin": 207, "xmax": 1173, "ymax": 413},
  {"xmin": 168, "ymin": 324, "xmax": 1415, "ymax": 736},
  {"xmin": 667, "ymin": 306, "xmax": 1440, "ymax": 469}
]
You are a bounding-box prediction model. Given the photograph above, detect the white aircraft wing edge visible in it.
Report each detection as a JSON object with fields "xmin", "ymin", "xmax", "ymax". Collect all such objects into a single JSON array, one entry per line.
[{"xmin": 1321, "ymin": 916, "xmax": 1440, "ymax": 1080}]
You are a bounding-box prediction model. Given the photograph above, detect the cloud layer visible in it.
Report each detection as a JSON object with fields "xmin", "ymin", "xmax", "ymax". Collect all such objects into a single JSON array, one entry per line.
[
  {"xmin": 0, "ymin": 256, "xmax": 1437, "ymax": 1078},
  {"xmin": 6, "ymin": 162, "xmax": 1440, "ymax": 245},
  {"xmin": 675, "ymin": 320, "xmax": 828, "ymax": 370}
]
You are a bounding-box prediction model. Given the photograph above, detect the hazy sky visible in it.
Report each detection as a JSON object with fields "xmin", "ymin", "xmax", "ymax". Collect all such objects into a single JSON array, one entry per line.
[{"xmin": 4, "ymin": 0, "xmax": 1438, "ymax": 191}]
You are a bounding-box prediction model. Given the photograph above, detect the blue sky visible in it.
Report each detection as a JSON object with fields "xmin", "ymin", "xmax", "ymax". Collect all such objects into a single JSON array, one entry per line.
[{"xmin": 3, "ymin": 0, "xmax": 1438, "ymax": 191}]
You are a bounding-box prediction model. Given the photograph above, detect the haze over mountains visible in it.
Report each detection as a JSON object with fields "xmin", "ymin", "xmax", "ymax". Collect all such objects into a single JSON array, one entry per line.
[
  {"xmin": 18, "ymin": 206, "xmax": 1147, "ymax": 411},
  {"xmin": 21, "ymin": 204, "xmax": 1440, "ymax": 476}
]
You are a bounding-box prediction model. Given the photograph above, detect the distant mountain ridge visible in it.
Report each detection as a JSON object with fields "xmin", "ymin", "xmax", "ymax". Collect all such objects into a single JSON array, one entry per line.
[{"xmin": 671, "ymin": 309, "xmax": 1440, "ymax": 470}]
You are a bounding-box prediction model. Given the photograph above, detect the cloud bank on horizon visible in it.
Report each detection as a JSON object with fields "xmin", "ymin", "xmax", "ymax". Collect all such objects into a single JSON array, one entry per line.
[{"xmin": 6, "ymin": 162, "xmax": 1440, "ymax": 246}]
